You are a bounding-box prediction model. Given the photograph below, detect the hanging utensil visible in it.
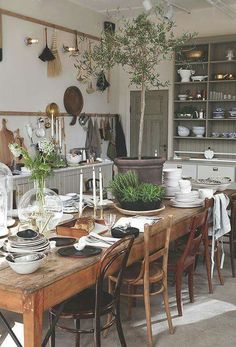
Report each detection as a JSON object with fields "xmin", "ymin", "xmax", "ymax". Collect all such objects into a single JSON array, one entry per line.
[
  {"xmin": 39, "ymin": 28, "xmax": 55, "ymax": 62},
  {"xmin": 63, "ymin": 86, "xmax": 84, "ymax": 126},
  {"xmin": 35, "ymin": 118, "xmax": 45, "ymax": 138},
  {"xmin": 47, "ymin": 30, "xmax": 62, "ymax": 77}
]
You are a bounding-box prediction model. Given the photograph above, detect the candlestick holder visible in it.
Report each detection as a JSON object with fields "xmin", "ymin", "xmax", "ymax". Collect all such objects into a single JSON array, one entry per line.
[{"xmin": 93, "ymin": 206, "xmax": 97, "ymax": 219}]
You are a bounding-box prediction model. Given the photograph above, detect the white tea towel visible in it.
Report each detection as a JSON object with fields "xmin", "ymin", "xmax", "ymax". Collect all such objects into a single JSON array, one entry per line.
[
  {"xmin": 210, "ymin": 193, "xmax": 231, "ymax": 277},
  {"xmin": 114, "ymin": 216, "xmax": 162, "ymax": 233}
]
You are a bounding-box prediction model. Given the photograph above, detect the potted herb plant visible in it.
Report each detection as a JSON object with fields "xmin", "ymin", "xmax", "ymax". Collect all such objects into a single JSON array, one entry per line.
[
  {"xmin": 109, "ymin": 171, "xmax": 165, "ymax": 211},
  {"xmin": 75, "ymin": 5, "xmax": 195, "ymax": 183}
]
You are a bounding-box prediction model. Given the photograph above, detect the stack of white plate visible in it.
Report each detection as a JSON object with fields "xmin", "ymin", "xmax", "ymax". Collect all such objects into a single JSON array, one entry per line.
[
  {"xmin": 59, "ymin": 195, "xmax": 79, "ymax": 213},
  {"xmin": 3, "ymin": 233, "xmax": 50, "ymax": 254},
  {"xmin": 163, "ymin": 168, "xmax": 182, "ymax": 198},
  {"xmin": 170, "ymin": 191, "xmax": 204, "ymax": 208}
]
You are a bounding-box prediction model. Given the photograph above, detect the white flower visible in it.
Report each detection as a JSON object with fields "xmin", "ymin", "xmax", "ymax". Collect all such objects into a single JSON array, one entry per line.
[
  {"xmin": 9, "ymin": 143, "xmax": 22, "ymax": 158},
  {"xmin": 38, "ymin": 139, "xmax": 54, "ymax": 155}
]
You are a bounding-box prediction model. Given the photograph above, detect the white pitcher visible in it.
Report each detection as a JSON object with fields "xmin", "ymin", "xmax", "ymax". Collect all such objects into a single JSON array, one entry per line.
[{"xmin": 178, "ymin": 68, "xmax": 195, "ymax": 82}]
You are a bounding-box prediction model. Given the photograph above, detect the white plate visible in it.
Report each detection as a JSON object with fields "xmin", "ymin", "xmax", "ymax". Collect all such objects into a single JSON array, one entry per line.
[
  {"xmin": 7, "ymin": 218, "xmax": 16, "ymax": 227},
  {"xmin": 170, "ymin": 198, "xmax": 204, "ymax": 208}
]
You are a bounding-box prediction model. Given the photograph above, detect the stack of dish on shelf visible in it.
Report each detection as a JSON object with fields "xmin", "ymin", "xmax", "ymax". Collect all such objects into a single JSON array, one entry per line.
[
  {"xmin": 163, "ymin": 168, "xmax": 182, "ymax": 198},
  {"xmin": 229, "ymin": 108, "xmax": 236, "ymax": 118},
  {"xmin": 212, "ymin": 108, "xmax": 225, "ymax": 119}
]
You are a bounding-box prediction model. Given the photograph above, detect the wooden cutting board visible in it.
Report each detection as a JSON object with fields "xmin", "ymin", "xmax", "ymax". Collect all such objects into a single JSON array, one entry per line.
[{"xmin": 0, "ymin": 119, "xmax": 14, "ymax": 166}]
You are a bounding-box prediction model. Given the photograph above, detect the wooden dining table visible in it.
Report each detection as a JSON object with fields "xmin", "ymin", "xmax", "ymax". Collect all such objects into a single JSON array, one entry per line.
[{"xmin": 0, "ymin": 190, "xmax": 234, "ymax": 347}]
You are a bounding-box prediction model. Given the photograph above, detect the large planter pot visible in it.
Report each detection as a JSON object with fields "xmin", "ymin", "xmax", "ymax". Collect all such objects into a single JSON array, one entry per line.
[{"xmin": 114, "ymin": 157, "xmax": 165, "ymax": 185}]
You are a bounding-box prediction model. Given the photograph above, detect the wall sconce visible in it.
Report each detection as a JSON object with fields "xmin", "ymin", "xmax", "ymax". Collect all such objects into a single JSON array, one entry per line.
[{"xmin": 25, "ymin": 37, "xmax": 39, "ymax": 46}]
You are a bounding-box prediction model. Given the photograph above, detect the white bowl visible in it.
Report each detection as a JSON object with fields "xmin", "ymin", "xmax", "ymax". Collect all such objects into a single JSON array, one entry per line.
[
  {"xmin": 163, "ymin": 168, "xmax": 182, "ymax": 177},
  {"xmin": 178, "ymin": 94, "xmax": 188, "ymax": 101},
  {"xmin": 66, "ymin": 154, "xmax": 81, "ymax": 164},
  {"xmin": 192, "ymin": 126, "xmax": 205, "ymax": 137},
  {"xmin": 163, "ymin": 178, "xmax": 180, "ymax": 187},
  {"xmin": 178, "ymin": 126, "xmax": 190, "ymax": 137},
  {"xmin": 6, "ymin": 253, "xmax": 46, "ymax": 274}
]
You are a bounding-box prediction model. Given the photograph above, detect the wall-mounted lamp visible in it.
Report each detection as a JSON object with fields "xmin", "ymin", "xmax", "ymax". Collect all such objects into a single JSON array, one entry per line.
[
  {"xmin": 25, "ymin": 37, "xmax": 39, "ymax": 46},
  {"xmin": 63, "ymin": 45, "xmax": 79, "ymax": 53}
]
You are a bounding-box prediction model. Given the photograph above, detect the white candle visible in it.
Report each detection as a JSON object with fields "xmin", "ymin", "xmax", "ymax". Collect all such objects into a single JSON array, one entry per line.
[
  {"xmin": 79, "ymin": 169, "xmax": 83, "ymax": 216},
  {"xmin": 59, "ymin": 117, "xmax": 62, "ymax": 148},
  {"xmin": 51, "ymin": 112, "xmax": 54, "ymax": 138},
  {"xmin": 55, "ymin": 118, "xmax": 59, "ymax": 144},
  {"xmin": 99, "ymin": 168, "xmax": 103, "ymax": 206},
  {"xmin": 92, "ymin": 167, "xmax": 97, "ymax": 208}
]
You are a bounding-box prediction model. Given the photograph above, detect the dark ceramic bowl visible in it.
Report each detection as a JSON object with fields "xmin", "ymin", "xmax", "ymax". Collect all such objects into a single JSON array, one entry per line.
[
  {"xmin": 120, "ymin": 199, "xmax": 162, "ymax": 211},
  {"xmin": 16, "ymin": 229, "xmax": 39, "ymax": 239}
]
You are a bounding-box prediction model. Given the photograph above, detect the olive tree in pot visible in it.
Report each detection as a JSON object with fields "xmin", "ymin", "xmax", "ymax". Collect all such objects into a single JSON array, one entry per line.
[{"xmin": 75, "ymin": 5, "xmax": 195, "ymax": 183}]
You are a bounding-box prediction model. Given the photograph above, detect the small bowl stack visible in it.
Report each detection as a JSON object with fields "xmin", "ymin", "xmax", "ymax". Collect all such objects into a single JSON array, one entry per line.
[{"xmin": 163, "ymin": 168, "xmax": 182, "ymax": 198}]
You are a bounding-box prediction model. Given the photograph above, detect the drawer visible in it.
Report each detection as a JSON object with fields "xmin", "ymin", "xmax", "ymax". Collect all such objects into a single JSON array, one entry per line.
[
  {"xmin": 164, "ymin": 163, "xmax": 197, "ymax": 179},
  {"xmin": 197, "ymin": 165, "xmax": 235, "ymax": 181}
]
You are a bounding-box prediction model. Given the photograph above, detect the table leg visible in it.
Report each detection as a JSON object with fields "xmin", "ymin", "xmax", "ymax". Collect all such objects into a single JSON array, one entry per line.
[{"xmin": 23, "ymin": 291, "xmax": 44, "ymax": 347}]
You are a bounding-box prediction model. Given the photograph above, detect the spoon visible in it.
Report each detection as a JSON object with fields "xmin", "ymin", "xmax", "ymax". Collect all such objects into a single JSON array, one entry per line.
[{"xmin": 74, "ymin": 236, "xmax": 87, "ymax": 251}]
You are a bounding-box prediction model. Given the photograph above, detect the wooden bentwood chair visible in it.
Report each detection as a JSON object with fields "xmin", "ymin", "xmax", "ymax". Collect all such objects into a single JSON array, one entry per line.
[
  {"xmin": 48, "ymin": 236, "xmax": 134, "ymax": 347},
  {"xmin": 168, "ymin": 209, "xmax": 208, "ymax": 316},
  {"xmin": 108, "ymin": 215, "xmax": 174, "ymax": 347}
]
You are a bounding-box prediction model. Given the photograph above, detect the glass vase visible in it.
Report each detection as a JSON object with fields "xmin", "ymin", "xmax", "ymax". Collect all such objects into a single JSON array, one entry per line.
[
  {"xmin": 18, "ymin": 183, "xmax": 63, "ymax": 237},
  {"xmin": 0, "ymin": 163, "xmax": 13, "ymax": 220}
]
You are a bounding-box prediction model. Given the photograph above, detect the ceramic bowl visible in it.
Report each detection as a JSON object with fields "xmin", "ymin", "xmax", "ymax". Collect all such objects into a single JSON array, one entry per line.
[
  {"xmin": 6, "ymin": 253, "xmax": 46, "ymax": 274},
  {"xmin": 192, "ymin": 126, "xmax": 205, "ymax": 137},
  {"xmin": 66, "ymin": 154, "xmax": 81, "ymax": 164},
  {"xmin": 178, "ymin": 125, "xmax": 190, "ymax": 137},
  {"xmin": 178, "ymin": 94, "xmax": 188, "ymax": 101},
  {"xmin": 211, "ymin": 132, "xmax": 220, "ymax": 137}
]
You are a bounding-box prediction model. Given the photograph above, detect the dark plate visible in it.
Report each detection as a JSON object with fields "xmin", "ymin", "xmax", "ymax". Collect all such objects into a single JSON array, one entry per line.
[
  {"xmin": 49, "ymin": 237, "xmax": 77, "ymax": 247},
  {"xmin": 57, "ymin": 246, "xmax": 102, "ymax": 258},
  {"xmin": 16, "ymin": 229, "xmax": 39, "ymax": 239}
]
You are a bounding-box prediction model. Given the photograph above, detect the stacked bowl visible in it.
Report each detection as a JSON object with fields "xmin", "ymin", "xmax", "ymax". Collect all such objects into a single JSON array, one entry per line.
[{"xmin": 163, "ymin": 168, "xmax": 182, "ymax": 198}]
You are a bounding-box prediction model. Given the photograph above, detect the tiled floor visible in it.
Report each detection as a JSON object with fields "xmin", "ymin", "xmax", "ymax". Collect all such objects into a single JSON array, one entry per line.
[{"xmin": 0, "ymin": 251, "xmax": 236, "ymax": 346}]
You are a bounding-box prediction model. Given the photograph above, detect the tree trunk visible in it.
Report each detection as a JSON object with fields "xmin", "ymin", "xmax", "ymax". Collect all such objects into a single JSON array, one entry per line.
[{"xmin": 138, "ymin": 84, "xmax": 146, "ymax": 160}]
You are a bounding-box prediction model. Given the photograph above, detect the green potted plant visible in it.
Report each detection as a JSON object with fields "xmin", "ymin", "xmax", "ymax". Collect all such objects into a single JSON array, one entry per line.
[
  {"xmin": 75, "ymin": 4, "xmax": 195, "ymax": 183},
  {"xmin": 109, "ymin": 171, "xmax": 165, "ymax": 211}
]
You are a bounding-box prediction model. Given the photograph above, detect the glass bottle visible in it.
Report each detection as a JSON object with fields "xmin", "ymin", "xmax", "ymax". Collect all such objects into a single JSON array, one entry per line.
[{"xmin": 0, "ymin": 176, "xmax": 8, "ymax": 237}]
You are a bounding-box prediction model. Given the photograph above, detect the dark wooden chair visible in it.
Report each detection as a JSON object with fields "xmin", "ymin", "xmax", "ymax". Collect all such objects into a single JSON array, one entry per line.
[
  {"xmin": 168, "ymin": 209, "xmax": 208, "ymax": 316},
  {"xmin": 48, "ymin": 236, "xmax": 134, "ymax": 347},
  {"xmin": 108, "ymin": 216, "xmax": 174, "ymax": 347},
  {"xmin": 85, "ymin": 178, "xmax": 100, "ymax": 192}
]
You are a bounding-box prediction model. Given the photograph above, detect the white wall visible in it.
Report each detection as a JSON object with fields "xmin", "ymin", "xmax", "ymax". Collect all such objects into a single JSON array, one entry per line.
[
  {"xmin": 0, "ymin": 0, "xmax": 119, "ymax": 155},
  {"xmin": 117, "ymin": 5, "xmax": 236, "ymax": 157}
]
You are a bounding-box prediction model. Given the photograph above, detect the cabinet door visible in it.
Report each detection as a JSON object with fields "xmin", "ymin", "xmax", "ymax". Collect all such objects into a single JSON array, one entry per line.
[
  {"xmin": 164, "ymin": 163, "xmax": 197, "ymax": 179},
  {"xmin": 198, "ymin": 165, "xmax": 235, "ymax": 181}
]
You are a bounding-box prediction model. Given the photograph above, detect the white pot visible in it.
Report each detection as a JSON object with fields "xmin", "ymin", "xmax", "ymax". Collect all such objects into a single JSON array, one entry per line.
[{"xmin": 178, "ymin": 69, "xmax": 195, "ymax": 82}]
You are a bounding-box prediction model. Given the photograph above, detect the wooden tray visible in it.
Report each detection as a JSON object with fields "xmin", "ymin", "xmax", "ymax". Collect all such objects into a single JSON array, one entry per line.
[{"xmin": 56, "ymin": 219, "xmax": 89, "ymax": 238}]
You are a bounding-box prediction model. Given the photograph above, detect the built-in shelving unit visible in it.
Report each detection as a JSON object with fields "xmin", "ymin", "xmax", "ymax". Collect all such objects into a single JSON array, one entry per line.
[{"xmin": 173, "ymin": 35, "xmax": 236, "ymax": 157}]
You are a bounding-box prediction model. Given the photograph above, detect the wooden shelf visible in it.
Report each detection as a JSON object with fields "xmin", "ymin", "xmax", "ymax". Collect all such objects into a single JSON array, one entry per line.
[
  {"xmin": 174, "ymin": 118, "xmax": 206, "ymax": 121},
  {"xmin": 174, "ymin": 100, "xmax": 207, "ymax": 103},
  {"xmin": 174, "ymin": 136, "xmax": 236, "ymax": 140},
  {"xmin": 210, "ymin": 60, "xmax": 236, "ymax": 64},
  {"xmin": 175, "ymin": 61, "xmax": 208, "ymax": 66},
  {"xmin": 209, "ymin": 79, "xmax": 236, "ymax": 83},
  {"xmin": 208, "ymin": 118, "xmax": 236, "ymax": 121},
  {"xmin": 208, "ymin": 100, "xmax": 236, "ymax": 102},
  {"xmin": 174, "ymin": 81, "xmax": 207, "ymax": 84}
]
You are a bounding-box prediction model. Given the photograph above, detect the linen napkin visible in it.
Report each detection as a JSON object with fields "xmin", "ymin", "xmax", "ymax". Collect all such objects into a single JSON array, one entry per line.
[{"xmin": 113, "ymin": 216, "xmax": 162, "ymax": 233}]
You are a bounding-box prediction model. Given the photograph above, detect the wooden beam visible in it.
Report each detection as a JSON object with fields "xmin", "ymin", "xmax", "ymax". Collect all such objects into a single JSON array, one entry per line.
[
  {"xmin": 0, "ymin": 8, "xmax": 100, "ymax": 42},
  {"xmin": 0, "ymin": 111, "xmax": 118, "ymax": 117}
]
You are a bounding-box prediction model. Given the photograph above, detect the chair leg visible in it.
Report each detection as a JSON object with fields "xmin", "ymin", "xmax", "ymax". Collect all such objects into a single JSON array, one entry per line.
[
  {"xmin": 103, "ymin": 278, "xmax": 115, "ymax": 338},
  {"xmin": 74, "ymin": 319, "xmax": 80, "ymax": 347},
  {"xmin": 204, "ymin": 239, "xmax": 213, "ymax": 294},
  {"xmin": 143, "ymin": 281, "xmax": 153, "ymax": 347},
  {"xmin": 49, "ymin": 312, "xmax": 56, "ymax": 347},
  {"xmin": 115, "ymin": 301, "xmax": 127, "ymax": 347},
  {"xmin": 215, "ymin": 241, "xmax": 224, "ymax": 285},
  {"xmin": 94, "ymin": 318, "xmax": 101, "ymax": 347},
  {"xmin": 127, "ymin": 285, "xmax": 133, "ymax": 320},
  {"xmin": 188, "ymin": 266, "xmax": 194, "ymax": 303},
  {"xmin": 162, "ymin": 283, "xmax": 174, "ymax": 334},
  {"xmin": 175, "ymin": 271, "xmax": 183, "ymax": 317},
  {"xmin": 229, "ymin": 232, "xmax": 235, "ymax": 278}
]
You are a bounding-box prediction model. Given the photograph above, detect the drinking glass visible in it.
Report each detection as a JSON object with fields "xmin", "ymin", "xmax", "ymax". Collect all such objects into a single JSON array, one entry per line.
[{"xmin": 104, "ymin": 213, "xmax": 116, "ymax": 234}]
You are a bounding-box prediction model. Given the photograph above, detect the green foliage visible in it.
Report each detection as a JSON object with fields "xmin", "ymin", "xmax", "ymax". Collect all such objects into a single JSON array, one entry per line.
[
  {"xmin": 75, "ymin": 5, "xmax": 196, "ymax": 89},
  {"xmin": 109, "ymin": 171, "xmax": 165, "ymax": 203}
]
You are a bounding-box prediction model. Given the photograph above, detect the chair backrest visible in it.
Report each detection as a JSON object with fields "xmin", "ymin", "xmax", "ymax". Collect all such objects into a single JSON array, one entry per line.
[
  {"xmin": 136, "ymin": 216, "xmax": 173, "ymax": 283},
  {"xmin": 229, "ymin": 193, "xmax": 236, "ymax": 241},
  {"xmin": 95, "ymin": 236, "xmax": 134, "ymax": 315},
  {"xmin": 178, "ymin": 209, "xmax": 208, "ymax": 268},
  {"xmin": 85, "ymin": 178, "xmax": 100, "ymax": 192}
]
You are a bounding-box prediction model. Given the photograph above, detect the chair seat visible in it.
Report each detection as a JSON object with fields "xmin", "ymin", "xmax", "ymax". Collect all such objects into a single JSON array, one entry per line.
[
  {"xmin": 50, "ymin": 288, "xmax": 114, "ymax": 319},
  {"xmin": 110, "ymin": 261, "xmax": 164, "ymax": 286}
]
